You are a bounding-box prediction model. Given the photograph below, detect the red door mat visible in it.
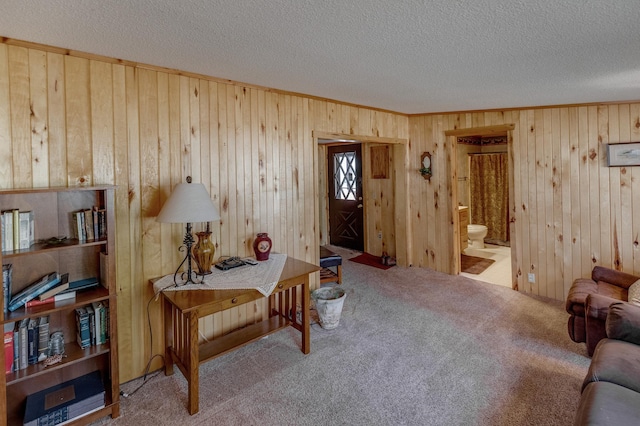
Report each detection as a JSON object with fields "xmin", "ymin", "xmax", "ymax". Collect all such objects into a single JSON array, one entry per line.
[{"xmin": 349, "ymin": 252, "xmax": 393, "ymax": 270}]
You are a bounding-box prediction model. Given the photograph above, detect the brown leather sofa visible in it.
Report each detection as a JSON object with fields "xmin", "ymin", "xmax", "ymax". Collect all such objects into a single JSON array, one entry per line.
[
  {"xmin": 574, "ymin": 302, "xmax": 640, "ymax": 425},
  {"xmin": 565, "ymin": 266, "xmax": 639, "ymax": 355}
]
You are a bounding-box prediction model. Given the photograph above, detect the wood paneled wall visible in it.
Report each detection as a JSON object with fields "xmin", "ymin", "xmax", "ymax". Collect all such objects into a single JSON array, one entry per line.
[
  {"xmin": 3, "ymin": 38, "xmax": 640, "ymax": 384},
  {"xmin": 409, "ymin": 106, "xmax": 640, "ymax": 301},
  {"xmin": 0, "ymin": 41, "xmax": 408, "ymax": 382}
]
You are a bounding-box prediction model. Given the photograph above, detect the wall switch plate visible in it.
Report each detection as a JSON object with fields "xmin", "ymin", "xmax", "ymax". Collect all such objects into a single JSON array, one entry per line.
[{"xmin": 528, "ymin": 273, "xmax": 535, "ymax": 283}]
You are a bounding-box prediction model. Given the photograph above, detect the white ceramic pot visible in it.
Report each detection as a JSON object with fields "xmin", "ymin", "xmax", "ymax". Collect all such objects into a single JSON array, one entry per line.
[{"xmin": 312, "ymin": 287, "xmax": 346, "ymax": 330}]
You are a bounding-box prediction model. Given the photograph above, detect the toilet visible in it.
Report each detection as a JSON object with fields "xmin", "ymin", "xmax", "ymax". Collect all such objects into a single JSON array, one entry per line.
[{"xmin": 467, "ymin": 224, "xmax": 488, "ymax": 249}]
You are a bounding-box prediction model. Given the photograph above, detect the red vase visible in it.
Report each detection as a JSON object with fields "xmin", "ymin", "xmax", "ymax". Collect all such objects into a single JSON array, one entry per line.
[{"xmin": 253, "ymin": 233, "xmax": 272, "ymax": 261}]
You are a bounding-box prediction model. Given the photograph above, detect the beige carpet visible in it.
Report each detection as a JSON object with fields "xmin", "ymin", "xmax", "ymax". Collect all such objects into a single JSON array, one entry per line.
[{"xmin": 93, "ymin": 246, "xmax": 589, "ymax": 426}]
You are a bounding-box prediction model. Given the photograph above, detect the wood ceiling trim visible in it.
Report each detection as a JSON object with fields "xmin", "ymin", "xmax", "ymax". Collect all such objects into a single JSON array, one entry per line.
[{"xmin": 444, "ymin": 124, "xmax": 515, "ymax": 137}]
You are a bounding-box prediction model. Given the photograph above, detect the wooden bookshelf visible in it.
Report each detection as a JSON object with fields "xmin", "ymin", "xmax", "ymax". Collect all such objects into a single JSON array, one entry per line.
[{"xmin": 0, "ymin": 186, "xmax": 119, "ymax": 426}]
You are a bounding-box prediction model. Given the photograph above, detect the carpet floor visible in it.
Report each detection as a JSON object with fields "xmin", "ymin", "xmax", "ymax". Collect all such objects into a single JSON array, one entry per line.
[{"xmin": 94, "ymin": 246, "xmax": 589, "ymax": 426}]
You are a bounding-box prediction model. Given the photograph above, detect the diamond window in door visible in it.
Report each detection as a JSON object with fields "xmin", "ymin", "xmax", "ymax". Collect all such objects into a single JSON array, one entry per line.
[{"xmin": 334, "ymin": 151, "xmax": 357, "ymax": 201}]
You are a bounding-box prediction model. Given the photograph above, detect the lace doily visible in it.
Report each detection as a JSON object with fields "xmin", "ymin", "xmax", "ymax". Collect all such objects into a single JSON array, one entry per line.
[{"xmin": 153, "ymin": 253, "xmax": 287, "ymax": 296}]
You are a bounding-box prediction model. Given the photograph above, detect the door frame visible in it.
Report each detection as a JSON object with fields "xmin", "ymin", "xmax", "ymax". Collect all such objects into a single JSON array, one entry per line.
[
  {"xmin": 313, "ymin": 131, "xmax": 410, "ymax": 265},
  {"xmin": 444, "ymin": 124, "xmax": 517, "ymax": 288}
]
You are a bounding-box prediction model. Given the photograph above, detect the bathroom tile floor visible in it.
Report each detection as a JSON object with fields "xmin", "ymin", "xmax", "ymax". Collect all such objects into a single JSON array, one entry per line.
[{"xmin": 461, "ymin": 244, "xmax": 512, "ymax": 288}]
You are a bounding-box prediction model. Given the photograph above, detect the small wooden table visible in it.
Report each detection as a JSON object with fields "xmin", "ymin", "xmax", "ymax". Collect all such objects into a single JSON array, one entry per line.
[{"xmin": 155, "ymin": 257, "xmax": 319, "ymax": 415}]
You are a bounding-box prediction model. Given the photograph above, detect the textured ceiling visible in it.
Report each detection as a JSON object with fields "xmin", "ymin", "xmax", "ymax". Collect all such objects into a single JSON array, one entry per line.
[{"xmin": 2, "ymin": 0, "xmax": 639, "ymax": 114}]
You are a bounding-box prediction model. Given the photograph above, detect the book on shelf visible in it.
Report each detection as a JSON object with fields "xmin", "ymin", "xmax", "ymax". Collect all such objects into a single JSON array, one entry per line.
[
  {"xmin": 2, "ymin": 209, "xmax": 14, "ymax": 252},
  {"xmin": 75, "ymin": 307, "xmax": 91, "ymax": 349},
  {"xmin": 18, "ymin": 318, "xmax": 28, "ymax": 370},
  {"xmin": 37, "ymin": 274, "xmax": 70, "ymax": 301},
  {"xmin": 91, "ymin": 302, "xmax": 106, "ymax": 345},
  {"xmin": 4, "ymin": 322, "xmax": 13, "ymax": 374},
  {"xmin": 3, "ymin": 263, "xmax": 12, "ymax": 314},
  {"xmin": 72, "ymin": 210, "xmax": 86, "ymax": 242},
  {"xmin": 12, "ymin": 322, "xmax": 19, "ymax": 372},
  {"xmin": 25, "ymin": 291, "xmax": 76, "ymax": 308},
  {"xmin": 85, "ymin": 305, "xmax": 95, "ymax": 346},
  {"xmin": 23, "ymin": 370, "xmax": 106, "ymax": 426},
  {"xmin": 91, "ymin": 208, "xmax": 99, "ymax": 241},
  {"xmin": 12, "ymin": 209, "xmax": 19, "ymax": 252},
  {"xmin": 27, "ymin": 318, "xmax": 38, "ymax": 365},
  {"xmin": 83, "ymin": 209, "xmax": 94, "ymax": 241},
  {"xmin": 18, "ymin": 210, "xmax": 34, "ymax": 250},
  {"xmin": 95, "ymin": 207, "xmax": 107, "ymax": 239},
  {"xmin": 7, "ymin": 272, "xmax": 61, "ymax": 312},
  {"xmin": 37, "ymin": 316, "xmax": 49, "ymax": 361},
  {"xmin": 63, "ymin": 277, "xmax": 99, "ymax": 294}
]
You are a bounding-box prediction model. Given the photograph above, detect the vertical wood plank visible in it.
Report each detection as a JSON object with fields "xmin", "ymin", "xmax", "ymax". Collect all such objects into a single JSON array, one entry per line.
[
  {"xmin": 550, "ymin": 108, "xmax": 563, "ymax": 300},
  {"xmin": 602, "ymin": 105, "xmax": 617, "ymax": 270},
  {"xmin": 559, "ymin": 108, "xmax": 573, "ymax": 296},
  {"xmin": 0, "ymin": 44, "xmax": 11, "ymax": 188},
  {"xmin": 28, "ymin": 49, "xmax": 48, "ymax": 187},
  {"xmin": 125, "ymin": 66, "xmax": 144, "ymax": 375},
  {"xmin": 569, "ymin": 107, "xmax": 583, "ymax": 279},
  {"xmin": 629, "ymin": 104, "xmax": 640, "ymax": 274},
  {"xmin": 46, "ymin": 53, "xmax": 66, "ymax": 187},
  {"xmin": 89, "ymin": 60, "xmax": 115, "ymax": 185},
  {"xmin": 9, "ymin": 46, "xmax": 31, "ymax": 188},
  {"xmin": 577, "ymin": 107, "xmax": 591, "ymax": 277},
  {"xmin": 112, "ymin": 63, "xmax": 133, "ymax": 379},
  {"xmin": 587, "ymin": 107, "xmax": 602, "ymax": 271}
]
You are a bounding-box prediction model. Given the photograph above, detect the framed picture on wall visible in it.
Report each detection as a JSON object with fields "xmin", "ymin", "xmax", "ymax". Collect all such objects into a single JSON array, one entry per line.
[{"xmin": 607, "ymin": 142, "xmax": 640, "ymax": 167}]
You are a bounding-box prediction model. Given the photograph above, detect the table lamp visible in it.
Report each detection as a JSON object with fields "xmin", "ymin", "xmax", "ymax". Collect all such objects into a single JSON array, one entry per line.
[{"xmin": 157, "ymin": 176, "xmax": 220, "ymax": 285}]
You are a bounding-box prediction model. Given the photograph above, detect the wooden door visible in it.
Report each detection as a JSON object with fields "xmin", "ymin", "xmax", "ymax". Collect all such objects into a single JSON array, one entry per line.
[{"xmin": 328, "ymin": 144, "xmax": 364, "ymax": 251}]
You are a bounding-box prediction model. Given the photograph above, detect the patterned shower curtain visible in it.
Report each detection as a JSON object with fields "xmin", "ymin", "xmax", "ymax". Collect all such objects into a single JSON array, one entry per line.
[{"xmin": 469, "ymin": 153, "xmax": 509, "ymax": 243}]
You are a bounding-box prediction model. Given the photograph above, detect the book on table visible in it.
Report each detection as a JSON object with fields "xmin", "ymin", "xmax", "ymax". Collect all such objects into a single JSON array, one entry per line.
[{"xmin": 23, "ymin": 370, "xmax": 105, "ymax": 426}]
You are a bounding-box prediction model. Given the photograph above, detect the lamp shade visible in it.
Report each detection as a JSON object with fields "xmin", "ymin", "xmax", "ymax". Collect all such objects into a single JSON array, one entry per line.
[{"xmin": 156, "ymin": 182, "xmax": 221, "ymax": 223}]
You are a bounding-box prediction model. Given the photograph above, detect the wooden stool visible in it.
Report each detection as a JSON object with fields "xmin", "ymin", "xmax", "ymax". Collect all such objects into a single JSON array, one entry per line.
[{"xmin": 319, "ymin": 246, "xmax": 342, "ymax": 284}]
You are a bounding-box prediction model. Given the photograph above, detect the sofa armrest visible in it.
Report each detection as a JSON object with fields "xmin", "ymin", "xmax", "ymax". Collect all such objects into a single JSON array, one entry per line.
[
  {"xmin": 591, "ymin": 266, "xmax": 639, "ymax": 290},
  {"xmin": 586, "ymin": 293, "xmax": 621, "ymax": 321},
  {"xmin": 606, "ymin": 302, "xmax": 640, "ymax": 345}
]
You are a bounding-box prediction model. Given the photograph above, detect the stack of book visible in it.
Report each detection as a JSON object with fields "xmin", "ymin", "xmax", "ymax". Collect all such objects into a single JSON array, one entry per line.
[
  {"xmin": 23, "ymin": 370, "xmax": 105, "ymax": 426},
  {"xmin": 8, "ymin": 274, "xmax": 100, "ymax": 311},
  {"xmin": 0, "ymin": 209, "xmax": 34, "ymax": 252},
  {"xmin": 24, "ymin": 277, "xmax": 99, "ymax": 309},
  {"xmin": 7, "ymin": 272, "xmax": 67, "ymax": 312}
]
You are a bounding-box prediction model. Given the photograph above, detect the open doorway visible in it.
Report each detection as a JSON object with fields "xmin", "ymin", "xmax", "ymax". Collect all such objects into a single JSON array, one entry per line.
[
  {"xmin": 446, "ymin": 125, "xmax": 516, "ymax": 289},
  {"xmin": 314, "ymin": 131, "xmax": 409, "ymax": 266}
]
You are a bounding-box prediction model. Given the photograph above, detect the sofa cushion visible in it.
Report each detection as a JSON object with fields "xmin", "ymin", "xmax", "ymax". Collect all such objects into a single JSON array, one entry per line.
[
  {"xmin": 628, "ymin": 279, "xmax": 640, "ymax": 306},
  {"xmin": 575, "ymin": 382, "xmax": 640, "ymax": 426},
  {"xmin": 582, "ymin": 339, "xmax": 640, "ymax": 394},
  {"xmin": 606, "ymin": 302, "xmax": 640, "ymax": 345}
]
